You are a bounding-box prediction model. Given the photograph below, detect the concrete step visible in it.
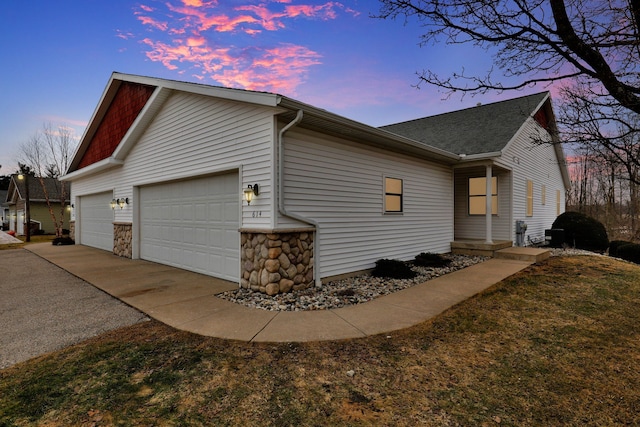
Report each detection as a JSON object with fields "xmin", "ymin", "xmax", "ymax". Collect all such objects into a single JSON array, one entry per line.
[
  {"xmin": 494, "ymin": 247, "xmax": 551, "ymax": 263},
  {"xmin": 451, "ymin": 240, "xmax": 512, "ymax": 257}
]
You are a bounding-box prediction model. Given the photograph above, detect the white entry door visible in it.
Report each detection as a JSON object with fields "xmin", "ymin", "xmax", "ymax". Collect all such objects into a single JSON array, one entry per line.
[
  {"xmin": 139, "ymin": 172, "xmax": 239, "ymax": 281},
  {"xmin": 79, "ymin": 192, "xmax": 114, "ymax": 251}
]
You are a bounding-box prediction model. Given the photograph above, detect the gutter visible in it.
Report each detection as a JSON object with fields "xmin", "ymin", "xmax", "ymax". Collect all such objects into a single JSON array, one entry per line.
[{"xmin": 277, "ymin": 109, "xmax": 322, "ymax": 287}]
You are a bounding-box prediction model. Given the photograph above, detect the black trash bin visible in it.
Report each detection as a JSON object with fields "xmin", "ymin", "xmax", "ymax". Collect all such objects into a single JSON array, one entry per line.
[{"xmin": 545, "ymin": 229, "xmax": 565, "ymax": 248}]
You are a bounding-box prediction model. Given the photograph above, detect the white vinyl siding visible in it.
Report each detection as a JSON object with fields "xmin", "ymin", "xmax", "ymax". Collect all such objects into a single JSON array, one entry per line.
[
  {"xmin": 282, "ymin": 128, "xmax": 453, "ymax": 279},
  {"xmin": 454, "ymin": 169, "xmax": 511, "ymax": 241},
  {"xmin": 503, "ymin": 117, "xmax": 566, "ymax": 243},
  {"xmin": 68, "ymin": 91, "xmax": 273, "ymax": 226}
]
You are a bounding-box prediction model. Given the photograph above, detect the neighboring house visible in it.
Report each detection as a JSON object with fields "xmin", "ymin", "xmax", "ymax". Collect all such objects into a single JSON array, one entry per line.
[
  {"xmin": 0, "ymin": 190, "xmax": 9, "ymax": 230},
  {"xmin": 5, "ymin": 175, "xmax": 71, "ymax": 235},
  {"xmin": 62, "ymin": 73, "xmax": 569, "ymax": 294}
]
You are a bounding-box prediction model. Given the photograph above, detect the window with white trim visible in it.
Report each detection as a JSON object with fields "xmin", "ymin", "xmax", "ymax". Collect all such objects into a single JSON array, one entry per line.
[
  {"xmin": 469, "ymin": 177, "xmax": 497, "ymax": 215},
  {"xmin": 384, "ymin": 177, "xmax": 403, "ymax": 213}
]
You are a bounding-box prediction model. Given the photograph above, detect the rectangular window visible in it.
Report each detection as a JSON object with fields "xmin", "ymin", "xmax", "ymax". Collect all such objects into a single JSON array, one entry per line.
[
  {"xmin": 556, "ymin": 189, "xmax": 561, "ymax": 216},
  {"xmin": 385, "ymin": 177, "xmax": 403, "ymax": 213},
  {"xmin": 541, "ymin": 185, "xmax": 546, "ymax": 205},
  {"xmin": 469, "ymin": 177, "xmax": 498, "ymax": 215},
  {"xmin": 526, "ymin": 180, "xmax": 534, "ymax": 216}
]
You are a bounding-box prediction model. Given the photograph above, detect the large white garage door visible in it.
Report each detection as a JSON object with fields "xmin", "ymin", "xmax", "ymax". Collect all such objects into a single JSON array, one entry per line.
[
  {"xmin": 140, "ymin": 173, "xmax": 239, "ymax": 281},
  {"xmin": 79, "ymin": 192, "xmax": 114, "ymax": 251}
]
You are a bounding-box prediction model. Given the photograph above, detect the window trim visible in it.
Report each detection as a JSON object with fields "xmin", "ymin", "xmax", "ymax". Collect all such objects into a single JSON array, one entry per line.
[
  {"xmin": 526, "ymin": 180, "xmax": 534, "ymax": 217},
  {"xmin": 384, "ymin": 176, "xmax": 403, "ymax": 214},
  {"xmin": 468, "ymin": 176, "xmax": 498, "ymax": 216}
]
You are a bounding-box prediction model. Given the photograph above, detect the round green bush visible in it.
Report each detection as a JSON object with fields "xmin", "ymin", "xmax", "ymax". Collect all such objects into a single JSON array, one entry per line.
[{"xmin": 551, "ymin": 211, "xmax": 609, "ymax": 252}]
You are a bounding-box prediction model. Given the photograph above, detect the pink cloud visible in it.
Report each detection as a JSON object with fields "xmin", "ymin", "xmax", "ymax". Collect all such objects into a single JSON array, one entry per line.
[
  {"xmin": 131, "ymin": 1, "xmax": 357, "ymax": 94},
  {"xmin": 137, "ymin": 15, "xmax": 169, "ymax": 31}
]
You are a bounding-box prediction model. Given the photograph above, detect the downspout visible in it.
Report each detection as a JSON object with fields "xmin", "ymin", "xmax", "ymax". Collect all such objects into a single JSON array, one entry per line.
[{"xmin": 277, "ymin": 110, "xmax": 322, "ymax": 287}]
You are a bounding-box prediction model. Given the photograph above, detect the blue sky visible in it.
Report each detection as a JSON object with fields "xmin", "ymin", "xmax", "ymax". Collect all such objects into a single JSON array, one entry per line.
[{"xmin": 0, "ymin": 0, "xmax": 543, "ymax": 173}]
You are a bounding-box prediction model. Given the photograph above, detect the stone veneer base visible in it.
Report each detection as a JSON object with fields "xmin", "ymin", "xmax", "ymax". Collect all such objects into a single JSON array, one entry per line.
[
  {"xmin": 113, "ymin": 222, "xmax": 132, "ymax": 258},
  {"xmin": 240, "ymin": 228, "xmax": 315, "ymax": 295},
  {"xmin": 69, "ymin": 221, "xmax": 75, "ymax": 241}
]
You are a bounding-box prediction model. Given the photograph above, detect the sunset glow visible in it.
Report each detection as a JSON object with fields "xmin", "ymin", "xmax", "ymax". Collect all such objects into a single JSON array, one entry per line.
[{"xmin": 1, "ymin": 0, "xmax": 552, "ymax": 172}]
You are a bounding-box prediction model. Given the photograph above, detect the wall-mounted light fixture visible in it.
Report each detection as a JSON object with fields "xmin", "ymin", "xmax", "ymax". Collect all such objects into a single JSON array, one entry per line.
[
  {"xmin": 110, "ymin": 199, "xmax": 117, "ymax": 210},
  {"xmin": 117, "ymin": 198, "xmax": 129, "ymax": 209},
  {"xmin": 243, "ymin": 184, "xmax": 259, "ymax": 205}
]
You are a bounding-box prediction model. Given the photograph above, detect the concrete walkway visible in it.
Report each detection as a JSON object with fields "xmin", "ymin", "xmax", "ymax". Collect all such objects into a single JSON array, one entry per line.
[{"xmin": 26, "ymin": 243, "xmax": 534, "ymax": 342}]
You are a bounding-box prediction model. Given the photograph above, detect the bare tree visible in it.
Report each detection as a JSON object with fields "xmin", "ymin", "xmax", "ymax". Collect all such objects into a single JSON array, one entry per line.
[
  {"xmin": 377, "ymin": 0, "xmax": 640, "ymax": 114},
  {"xmin": 17, "ymin": 122, "xmax": 76, "ymax": 237}
]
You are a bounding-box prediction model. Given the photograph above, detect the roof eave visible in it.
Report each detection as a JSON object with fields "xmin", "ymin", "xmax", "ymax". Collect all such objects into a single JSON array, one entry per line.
[
  {"xmin": 61, "ymin": 157, "xmax": 124, "ymax": 182},
  {"xmin": 277, "ymin": 97, "xmax": 460, "ymax": 164}
]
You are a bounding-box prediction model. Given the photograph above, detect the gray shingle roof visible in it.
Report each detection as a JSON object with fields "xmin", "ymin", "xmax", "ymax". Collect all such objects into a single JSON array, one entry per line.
[
  {"xmin": 11, "ymin": 176, "xmax": 70, "ymax": 203},
  {"xmin": 380, "ymin": 92, "xmax": 549, "ymax": 156}
]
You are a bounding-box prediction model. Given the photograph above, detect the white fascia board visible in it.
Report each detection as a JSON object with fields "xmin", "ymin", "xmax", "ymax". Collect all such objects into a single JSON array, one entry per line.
[
  {"xmin": 60, "ymin": 157, "xmax": 124, "ymax": 181},
  {"xmin": 458, "ymin": 151, "xmax": 503, "ymax": 161}
]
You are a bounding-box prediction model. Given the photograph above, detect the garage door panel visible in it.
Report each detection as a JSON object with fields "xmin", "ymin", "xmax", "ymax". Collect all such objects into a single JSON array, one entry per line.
[
  {"xmin": 80, "ymin": 192, "xmax": 113, "ymax": 251},
  {"xmin": 140, "ymin": 173, "xmax": 239, "ymax": 281}
]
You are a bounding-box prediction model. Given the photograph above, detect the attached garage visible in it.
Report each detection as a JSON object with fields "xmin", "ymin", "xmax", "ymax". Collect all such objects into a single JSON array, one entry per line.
[
  {"xmin": 79, "ymin": 191, "xmax": 114, "ymax": 251},
  {"xmin": 139, "ymin": 172, "xmax": 240, "ymax": 282}
]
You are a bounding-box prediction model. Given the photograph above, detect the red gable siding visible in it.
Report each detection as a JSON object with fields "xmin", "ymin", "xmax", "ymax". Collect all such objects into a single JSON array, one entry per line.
[
  {"xmin": 533, "ymin": 107, "xmax": 549, "ymax": 131},
  {"xmin": 77, "ymin": 82, "xmax": 156, "ymax": 169}
]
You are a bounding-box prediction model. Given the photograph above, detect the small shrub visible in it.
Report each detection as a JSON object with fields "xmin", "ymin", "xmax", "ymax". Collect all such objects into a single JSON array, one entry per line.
[
  {"xmin": 52, "ymin": 237, "xmax": 75, "ymax": 246},
  {"xmin": 551, "ymin": 211, "xmax": 609, "ymax": 252},
  {"xmin": 617, "ymin": 243, "xmax": 640, "ymax": 264},
  {"xmin": 414, "ymin": 252, "xmax": 452, "ymax": 268},
  {"xmin": 609, "ymin": 240, "xmax": 633, "ymax": 258},
  {"xmin": 371, "ymin": 259, "xmax": 417, "ymax": 279}
]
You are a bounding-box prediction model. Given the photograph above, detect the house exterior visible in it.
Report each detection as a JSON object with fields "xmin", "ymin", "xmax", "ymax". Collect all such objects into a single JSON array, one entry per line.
[
  {"xmin": 5, "ymin": 175, "xmax": 71, "ymax": 235},
  {"xmin": 1, "ymin": 190, "xmax": 9, "ymax": 230},
  {"xmin": 381, "ymin": 92, "xmax": 571, "ymax": 247},
  {"xmin": 62, "ymin": 73, "xmax": 569, "ymax": 294}
]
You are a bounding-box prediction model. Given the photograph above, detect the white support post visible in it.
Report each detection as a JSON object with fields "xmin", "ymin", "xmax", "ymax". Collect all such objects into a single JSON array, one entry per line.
[{"xmin": 485, "ymin": 164, "xmax": 493, "ymax": 244}]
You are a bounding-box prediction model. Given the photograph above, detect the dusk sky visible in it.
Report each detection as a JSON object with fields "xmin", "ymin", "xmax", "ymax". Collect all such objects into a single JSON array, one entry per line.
[{"xmin": 0, "ymin": 0, "xmax": 547, "ymax": 173}]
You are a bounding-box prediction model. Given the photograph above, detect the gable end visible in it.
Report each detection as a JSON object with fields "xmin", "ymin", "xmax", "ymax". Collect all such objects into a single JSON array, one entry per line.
[{"xmin": 77, "ymin": 82, "xmax": 156, "ymax": 169}]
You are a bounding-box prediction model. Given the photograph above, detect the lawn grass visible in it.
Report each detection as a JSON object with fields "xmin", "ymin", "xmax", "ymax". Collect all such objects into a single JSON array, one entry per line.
[{"xmin": 1, "ymin": 255, "xmax": 639, "ymax": 426}]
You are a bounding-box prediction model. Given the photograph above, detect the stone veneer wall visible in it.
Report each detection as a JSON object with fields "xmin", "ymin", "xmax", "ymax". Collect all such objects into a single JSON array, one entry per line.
[
  {"xmin": 113, "ymin": 222, "xmax": 132, "ymax": 258},
  {"xmin": 240, "ymin": 229, "xmax": 314, "ymax": 295},
  {"xmin": 69, "ymin": 221, "xmax": 75, "ymax": 241}
]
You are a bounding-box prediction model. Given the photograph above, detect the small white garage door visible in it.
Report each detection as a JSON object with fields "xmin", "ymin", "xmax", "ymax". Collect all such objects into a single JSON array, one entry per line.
[
  {"xmin": 140, "ymin": 173, "xmax": 239, "ymax": 281},
  {"xmin": 79, "ymin": 191, "xmax": 114, "ymax": 251}
]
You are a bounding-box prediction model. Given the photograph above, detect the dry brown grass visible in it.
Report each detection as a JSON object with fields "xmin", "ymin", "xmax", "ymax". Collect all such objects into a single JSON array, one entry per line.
[{"xmin": 1, "ymin": 255, "xmax": 639, "ymax": 426}]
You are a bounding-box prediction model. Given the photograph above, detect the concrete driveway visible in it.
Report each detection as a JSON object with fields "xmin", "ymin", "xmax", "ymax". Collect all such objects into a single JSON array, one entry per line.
[{"xmin": 0, "ymin": 249, "xmax": 147, "ymax": 370}]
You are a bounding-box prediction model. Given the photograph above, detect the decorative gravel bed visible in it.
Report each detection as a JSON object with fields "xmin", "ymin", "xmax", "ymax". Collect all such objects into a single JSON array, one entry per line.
[{"xmin": 218, "ymin": 254, "xmax": 488, "ymax": 311}]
